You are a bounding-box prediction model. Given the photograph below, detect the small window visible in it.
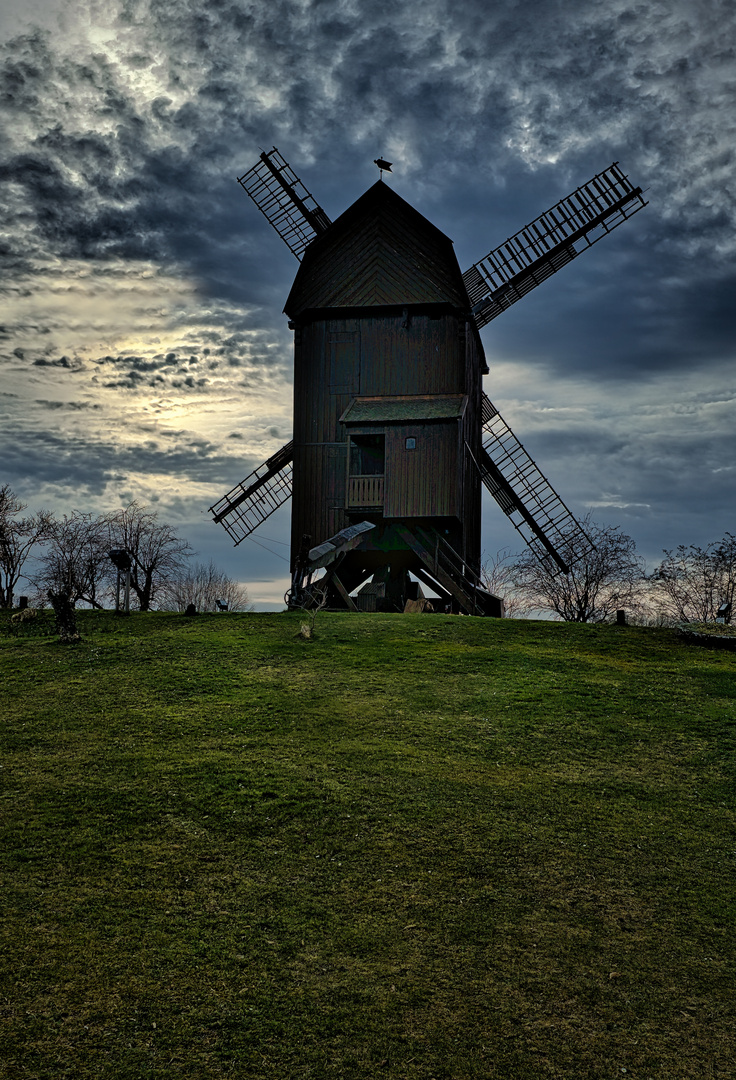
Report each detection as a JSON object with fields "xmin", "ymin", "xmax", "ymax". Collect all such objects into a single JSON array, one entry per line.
[{"xmin": 405, "ymin": 437, "xmax": 416, "ymax": 450}]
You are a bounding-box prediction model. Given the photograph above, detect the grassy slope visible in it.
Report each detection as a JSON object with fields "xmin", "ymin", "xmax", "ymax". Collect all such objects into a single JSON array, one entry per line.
[{"xmin": 1, "ymin": 610, "xmax": 734, "ymax": 1079}]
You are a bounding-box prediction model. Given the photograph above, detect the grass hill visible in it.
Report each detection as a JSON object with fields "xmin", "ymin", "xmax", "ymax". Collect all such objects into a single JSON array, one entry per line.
[{"xmin": 1, "ymin": 610, "xmax": 735, "ymax": 1079}]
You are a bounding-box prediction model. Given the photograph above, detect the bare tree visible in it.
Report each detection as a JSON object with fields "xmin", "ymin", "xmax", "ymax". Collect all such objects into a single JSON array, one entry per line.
[
  {"xmin": 32, "ymin": 511, "xmax": 111, "ymax": 609},
  {"xmin": 480, "ymin": 548, "xmax": 531, "ymax": 618},
  {"xmin": 650, "ymin": 534, "xmax": 736, "ymax": 623},
  {"xmin": 159, "ymin": 560, "xmax": 252, "ymax": 612},
  {"xmin": 510, "ymin": 514, "xmax": 645, "ymax": 623},
  {"xmin": 291, "ymin": 577, "xmax": 329, "ymax": 639},
  {"xmin": 0, "ymin": 485, "xmax": 51, "ymax": 609},
  {"xmin": 107, "ymin": 501, "xmax": 193, "ymax": 611}
]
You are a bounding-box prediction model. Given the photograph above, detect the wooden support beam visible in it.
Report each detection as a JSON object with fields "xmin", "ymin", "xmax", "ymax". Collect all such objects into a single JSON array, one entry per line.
[
  {"xmin": 395, "ymin": 525, "xmax": 477, "ymax": 615},
  {"xmin": 411, "ymin": 566, "xmax": 452, "ymax": 605},
  {"xmin": 329, "ymin": 572, "xmax": 358, "ymax": 612}
]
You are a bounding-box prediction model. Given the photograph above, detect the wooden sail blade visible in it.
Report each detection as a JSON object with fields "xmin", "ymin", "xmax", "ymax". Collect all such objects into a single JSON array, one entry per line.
[
  {"xmin": 480, "ymin": 395, "xmax": 594, "ymax": 573},
  {"xmin": 237, "ymin": 147, "xmax": 332, "ymax": 260},
  {"xmin": 209, "ymin": 441, "xmax": 294, "ymax": 546},
  {"xmin": 463, "ymin": 162, "xmax": 647, "ymax": 328}
]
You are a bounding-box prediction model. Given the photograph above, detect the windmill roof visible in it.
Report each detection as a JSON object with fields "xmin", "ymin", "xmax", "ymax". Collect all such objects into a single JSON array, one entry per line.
[
  {"xmin": 284, "ymin": 182, "xmax": 471, "ymax": 316},
  {"xmin": 340, "ymin": 395, "xmax": 467, "ymax": 423}
]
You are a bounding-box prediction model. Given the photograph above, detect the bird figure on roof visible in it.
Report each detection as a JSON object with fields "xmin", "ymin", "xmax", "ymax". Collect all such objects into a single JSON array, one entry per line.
[{"xmin": 374, "ymin": 157, "xmax": 392, "ymax": 177}]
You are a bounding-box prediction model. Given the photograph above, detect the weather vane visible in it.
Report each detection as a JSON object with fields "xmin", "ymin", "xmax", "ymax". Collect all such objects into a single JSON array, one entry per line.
[{"xmin": 374, "ymin": 157, "xmax": 392, "ymax": 178}]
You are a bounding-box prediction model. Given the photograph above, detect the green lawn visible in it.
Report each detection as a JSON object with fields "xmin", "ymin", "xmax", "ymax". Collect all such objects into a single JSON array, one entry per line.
[{"xmin": 1, "ymin": 610, "xmax": 734, "ymax": 1078}]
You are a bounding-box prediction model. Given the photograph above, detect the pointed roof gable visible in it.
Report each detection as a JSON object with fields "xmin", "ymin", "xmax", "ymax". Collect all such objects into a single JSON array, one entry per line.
[{"xmin": 284, "ymin": 182, "xmax": 471, "ymax": 317}]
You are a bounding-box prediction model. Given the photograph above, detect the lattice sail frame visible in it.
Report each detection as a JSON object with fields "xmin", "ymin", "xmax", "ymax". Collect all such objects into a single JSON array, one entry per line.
[
  {"xmin": 209, "ymin": 441, "xmax": 294, "ymax": 546},
  {"xmin": 478, "ymin": 395, "xmax": 594, "ymax": 573},
  {"xmin": 463, "ymin": 162, "xmax": 647, "ymax": 328},
  {"xmin": 237, "ymin": 148, "xmax": 332, "ymax": 260}
]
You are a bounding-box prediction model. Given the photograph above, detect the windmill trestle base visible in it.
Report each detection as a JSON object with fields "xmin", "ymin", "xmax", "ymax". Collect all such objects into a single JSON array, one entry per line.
[{"xmin": 288, "ymin": 522, "xmax": 503, "ymax": 617}]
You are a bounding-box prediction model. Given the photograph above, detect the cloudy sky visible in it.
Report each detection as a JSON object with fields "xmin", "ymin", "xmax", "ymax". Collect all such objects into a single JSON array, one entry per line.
[{"xmin": 1, "ymin": 0, "xmax": 734, "ymax": 608}]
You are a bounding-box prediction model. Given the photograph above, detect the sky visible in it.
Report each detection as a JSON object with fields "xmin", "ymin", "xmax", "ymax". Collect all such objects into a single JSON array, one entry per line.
[{"xmin": 1, "ymin": 0, "xmax": 734, "ymax": 609}]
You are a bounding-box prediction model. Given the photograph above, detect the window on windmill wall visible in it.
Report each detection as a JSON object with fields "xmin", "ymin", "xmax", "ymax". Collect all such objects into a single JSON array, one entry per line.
[
  {"xmin": 349, "ymin": 434, "xmax": 385, "ymax": 475},
  {"xmin": 405, "ymin": 437, "xmax": 416, "ymax": 450}
]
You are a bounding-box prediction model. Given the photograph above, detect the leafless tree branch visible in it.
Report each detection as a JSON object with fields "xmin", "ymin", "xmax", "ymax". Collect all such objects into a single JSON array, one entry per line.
[
  {"xmin": 650, "ymin": 534, "xmax": 736, "ymax": 623},
  {"xmin": 0, "ymin": 485, "xmax": 52, "ymax": 609},
  {"xmin": 509, "ymin": 514, "xmax": 645, "ymax": 623}
]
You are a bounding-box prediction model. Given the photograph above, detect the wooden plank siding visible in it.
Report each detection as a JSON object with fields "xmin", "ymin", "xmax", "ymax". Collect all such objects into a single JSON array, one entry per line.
[
  {"xmin": 384, "ymin": 423, "xmax": 460, "ymax": 519},
  {"xmin": 293, "ymin": 318, "xmax": 360, "ymax": 445},
  {"xmin": 358, "ymin": 314, "xmax": 464, "ymax": 397},
  {"xmin": 329, "ymin": 329, "xmax": 360, "ymax": 395},
  {"xmin": 295, "ymin": 312, "xmax": 466, "ymax": 440},
  {"xmin": 291, "ymin": 309, "xmax": 482, "ymax": 565},
  {"xmin": 459, "ymin": 318, "xmax": 485, "ymax": 570},
  {"xmin": 291, "ymin": 442, "xmax": 348, "ymax": 554}
]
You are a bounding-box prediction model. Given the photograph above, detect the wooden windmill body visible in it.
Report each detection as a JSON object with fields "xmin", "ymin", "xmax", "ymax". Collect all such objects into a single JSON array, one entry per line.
[{"xmin": 211, "ymin": 150, "xmax": 647, "ymax": 613}]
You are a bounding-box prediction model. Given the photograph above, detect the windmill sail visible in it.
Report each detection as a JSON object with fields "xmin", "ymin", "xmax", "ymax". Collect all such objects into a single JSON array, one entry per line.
[
  {"xmin": 237, "ymin": 148, "xmax": 332, "ymax": 260},
  {"xmin": 479, "ymin": 395, "xmax": 593, "ymax": 573},
  {"xmin": 463, "ymin": 163, "xmax": 647, "ymax": 328},
  {"xmin": 210, "ymin": 441, "xmax": 293, "ymax": 546}
]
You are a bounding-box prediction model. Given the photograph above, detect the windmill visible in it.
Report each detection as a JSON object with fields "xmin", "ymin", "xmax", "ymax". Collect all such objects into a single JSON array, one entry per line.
[{"xmin": 210, "ymin": 147, "xmax": 647, "ymax": 614}]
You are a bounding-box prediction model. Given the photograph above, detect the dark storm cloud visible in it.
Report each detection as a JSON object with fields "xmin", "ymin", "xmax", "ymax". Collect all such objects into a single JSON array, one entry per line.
[
  {"xmin": 0, "ymin": 30, "xmax": 241, "ymax": 293},
  {"xmin": 78, "ymin": 331, "xmax": 290, "ymax": 390},
  {"xmin": 502, "ymin": 392, "xmax": 736, "ymax": 558},
  {"xmin": 33, "ymin": 355, "xmax": 84, "ymax": 368},
  {"xmin": 3, "ymin": 5, "xmax": 731, "ymax": 250},
  {"xmin": 0, "ymin": 417, "xmax": 257, "ymax": 498},
  {"xmin": 0, "ymin": 37, "xmax": 158, "ymax": 263},
  {"xmin": 486, "ymin": 251, "xmax": 736, "ymax": 381},
  {"xmin": 35, "ymin": 398, "xmax": 101, "ymax": 410},
  {"xmin": 100, "ymin": 354, "xmax": 172, "ymax": 371}
]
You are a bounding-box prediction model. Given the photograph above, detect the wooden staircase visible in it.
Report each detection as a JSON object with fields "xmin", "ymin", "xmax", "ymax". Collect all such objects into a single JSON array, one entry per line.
[{"xmin": 396, "ymin": 524, "xmax": 503, "ymax": 617}]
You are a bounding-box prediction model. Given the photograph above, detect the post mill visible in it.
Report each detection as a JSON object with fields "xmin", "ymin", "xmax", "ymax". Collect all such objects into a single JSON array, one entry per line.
[{"xmin": 210, "ymin": 149, "xmax": 646, "ymax": 614}]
